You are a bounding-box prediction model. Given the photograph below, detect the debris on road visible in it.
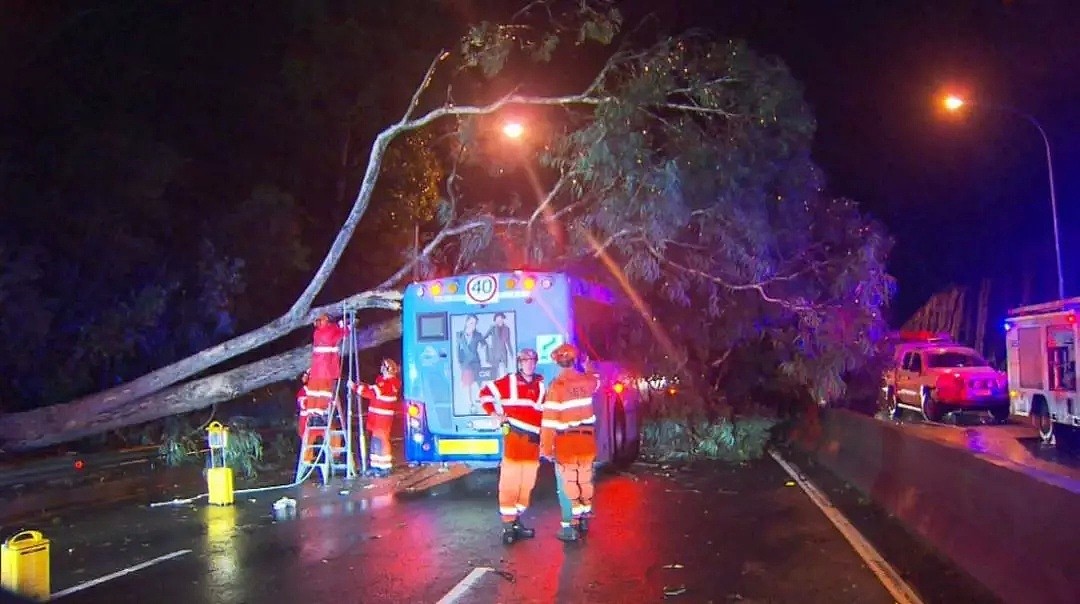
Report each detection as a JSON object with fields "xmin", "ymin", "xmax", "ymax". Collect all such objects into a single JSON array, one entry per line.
[
  {"xmin": 273, "ymin": 497, "xmax": 296, "ymax": 511},
  {"xmin": 663, "ymin": 585, "xmax": 688, "ymax": 597}
]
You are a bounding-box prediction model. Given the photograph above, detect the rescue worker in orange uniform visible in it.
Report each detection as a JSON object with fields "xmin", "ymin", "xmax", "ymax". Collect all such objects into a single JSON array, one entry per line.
[
  {"xmin": 303, "ymin": 314, "xmax": 348, "ymax": 462},
  {"xmin": 540, "ymin": 343, "xmax": 601, "ymax": 542},
  {"xmin": 296, "ymin": 370, "xmax": 311, "ymax": 437},
  {"xmin": 479, "ymin": 348, "xmax": 545, "ymax": 543},
  {"xmin": 351, "ymin": 358, "xmax": 401, "ymax": 478}
]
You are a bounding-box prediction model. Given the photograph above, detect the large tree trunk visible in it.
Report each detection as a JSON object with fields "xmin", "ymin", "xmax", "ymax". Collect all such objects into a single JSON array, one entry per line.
[
  {"xmin": 0, "ymin": 292, "xmax": 401, "ymax": 449},
  {"xmin": 0, "ymin": 318, "xmax": 401, "ymax": 451}
]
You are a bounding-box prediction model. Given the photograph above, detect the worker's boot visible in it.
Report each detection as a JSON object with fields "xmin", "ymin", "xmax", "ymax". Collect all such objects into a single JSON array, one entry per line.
[
  {"xmin": 501, "ymin": 522, "xmax": 519, "ymax": 545},
  {"xmin": 577, "ymin": 516, "xmax": 590, "ymax": 534},
  {"xmin": 555, "ymin": 525, "xmax": 580, "ymax": 542},
  {"xmin": 512, "ymin": 519, "xmax": 535, "ymax": 539}
]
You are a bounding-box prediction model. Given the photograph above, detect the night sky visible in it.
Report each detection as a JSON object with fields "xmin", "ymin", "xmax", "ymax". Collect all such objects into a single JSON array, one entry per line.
[
  {"xmin": 4, "ymin": 0, "xmax": 1079, "ymax": 322},
  {"xmin": 675, "ymin": 0, "xmax": 1080, "ymax": 320}
]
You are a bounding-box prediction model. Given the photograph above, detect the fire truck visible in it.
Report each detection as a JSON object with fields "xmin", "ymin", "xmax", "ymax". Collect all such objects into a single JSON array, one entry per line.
[{"xmin": 1005, "ymin": 298, "xmax": 1080, "ymax": 450}]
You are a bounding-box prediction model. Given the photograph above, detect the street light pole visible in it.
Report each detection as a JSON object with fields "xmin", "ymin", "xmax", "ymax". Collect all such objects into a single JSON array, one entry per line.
[
  {"xmin": 1013, "ymin": 109, "xmax": 1065, "ymax": 300},
  {"xmin": 943, "ymin": 96, "xmax": 1065, "ymax": 300}
]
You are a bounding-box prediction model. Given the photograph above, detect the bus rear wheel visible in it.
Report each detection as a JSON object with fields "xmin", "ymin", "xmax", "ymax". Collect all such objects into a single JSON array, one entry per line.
[{"xmin": 611, "ymin": 401, "xmax": 639, "ymax": 467}]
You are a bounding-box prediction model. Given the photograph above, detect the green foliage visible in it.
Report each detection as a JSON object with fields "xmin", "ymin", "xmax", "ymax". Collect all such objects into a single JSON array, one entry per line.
[
  {"xmin": 642, "ymin": 417, "xmax": 778, "ymax": 462},
  {"xmin": 157, "ymin": 415, "xmax": 264, "ymax": 479},
  {"xmin": 223, "ymin": 418, "xmax": 265, "ymax": 480},
  {"xmin": 159, "ymin": 415, "xmax": 201, "ymax": 468},
  {"xmin": 460, "ymin": 1, "xmax": 621, "ymax": 77},
  {"xmin": 442, "ymin": 18, "xmax": 895, "ymax": 407}
]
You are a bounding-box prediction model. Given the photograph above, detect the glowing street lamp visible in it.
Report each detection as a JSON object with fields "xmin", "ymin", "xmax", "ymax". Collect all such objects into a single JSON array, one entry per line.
[
  {"xmin": 943, "ymin": 95, "xmax": 965, "ymax": 111},
  {"xmin": 940, "ymin": 93, "xmax": 1064, "ymax": 299},
  {"xmin": 501, "ymin": 121, "xmax": 525, "ymax": 140}
]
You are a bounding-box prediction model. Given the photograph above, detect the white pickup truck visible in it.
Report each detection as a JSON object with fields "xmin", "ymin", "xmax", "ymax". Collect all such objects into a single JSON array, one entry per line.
[{"xmin": 881, "ymin": 332, "xmax": 1009, "ymax": 422}]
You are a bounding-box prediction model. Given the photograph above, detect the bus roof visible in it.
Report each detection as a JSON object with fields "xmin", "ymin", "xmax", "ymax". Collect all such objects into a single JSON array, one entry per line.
[{"xmin": 405, "ymin": 270, "xmax": 616, "ymax": 306}]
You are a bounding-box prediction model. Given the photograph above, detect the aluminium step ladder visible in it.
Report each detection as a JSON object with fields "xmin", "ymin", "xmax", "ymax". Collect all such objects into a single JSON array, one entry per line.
[{"xmin": 294, "ymin": 305, "xmax": 368, "ymax": 484}]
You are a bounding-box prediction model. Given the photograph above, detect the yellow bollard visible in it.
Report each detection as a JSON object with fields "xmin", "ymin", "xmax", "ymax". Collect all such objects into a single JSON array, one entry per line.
[
  {"xmin": 206, "ymin": 421, "xmax": 235, "ymax": 506},
  {"xmin": 1, "ymin": 530, "xmax": 50, "ymax": 602}
]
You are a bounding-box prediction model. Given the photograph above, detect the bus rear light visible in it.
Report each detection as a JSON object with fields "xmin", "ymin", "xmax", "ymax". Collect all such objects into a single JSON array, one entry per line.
[
  {"xmin": 430, "ymin": 283, "xmax": 443, "ymax": 296},
  {"xmin": 523, "ymin": 277, "xmax": 536, "ymax": 290},
  {"xmin": 416, "ymin": 286, "xmax": 426, "ymax": 297},
  {"xmin": 448, "ymin": 282, "xmax": 459, "ymax": 294},
  {"xmin": 506, "ymin": 278, "xmax": 517, "ymax": 289},
  {"xmin": 407, "ymin": 404, "xmax": 422, "ymax": 418},
  {"xmin": 612, "ymin": 382, "xmax": 625, "ymax": 394},
  {"xmin": 540, "ymin": 277, "xmax": 553, "ymax": 289},
  {"xmin": 411, "ymin": 432, "xmax": 424, "ymax": 444}
]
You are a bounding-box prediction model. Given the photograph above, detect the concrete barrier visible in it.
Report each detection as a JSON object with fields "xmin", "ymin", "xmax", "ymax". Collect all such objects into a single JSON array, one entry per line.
[{"xmin": 797, "ymin": 409, "xmax": 1080, "ymax": 604}]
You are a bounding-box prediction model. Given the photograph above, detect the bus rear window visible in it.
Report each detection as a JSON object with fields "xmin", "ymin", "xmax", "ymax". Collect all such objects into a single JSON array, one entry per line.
[{"xmin": 418, "ymin": 313, "xmax": 448, "ymax": 341}]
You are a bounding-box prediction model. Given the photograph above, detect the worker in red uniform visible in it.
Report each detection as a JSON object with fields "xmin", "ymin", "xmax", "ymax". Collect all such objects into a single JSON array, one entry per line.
[
  {"xmin": 479, "ymin": 348, "xmax": 545, "ymax": 543},
  {"xmin": 540, "ymin": 343, "xmax": 600, "ymax": 542},
  {"xmin": 296, "ymin": 371, "xmax": 311, "ymax": 437},
  {"xmin": 351, "ymin": 358, "xmax": 401, "ymax": 478},
  {"xmin": 303, "ymin": 314, "xmax": 348, "ymax": 461}
]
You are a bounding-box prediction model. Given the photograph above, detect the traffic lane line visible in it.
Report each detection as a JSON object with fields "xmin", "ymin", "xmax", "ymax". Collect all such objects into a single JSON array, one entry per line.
[
  {"xmin": 51, "ymin": 549, "xmax": 192, "ymax": 599},
  {"xmin": 769, "ymin": 450, "xmax": 923, "ymax": 604},
  {"xmin": 436, "ymin": 566, "xmax": 493, "ymax": 604},
  {"xmin": 432, "ymin": 462, "xmax": 900, "ymax": 603}
]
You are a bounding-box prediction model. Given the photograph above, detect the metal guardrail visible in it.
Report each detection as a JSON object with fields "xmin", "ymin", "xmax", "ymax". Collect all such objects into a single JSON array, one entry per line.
[
  {"xmin": 0, "ymin": 426, "xmax": 290, "ymax": 490},
  {"xmin": 0, "ymin": 447, "xmax": 163, "ymax": 490}
]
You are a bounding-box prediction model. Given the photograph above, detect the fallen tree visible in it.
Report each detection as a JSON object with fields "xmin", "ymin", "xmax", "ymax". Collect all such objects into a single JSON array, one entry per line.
[
  {"xmin": 0, "ymin": 318, "xmax": 401, "ymax": 450},
  {"xmin": 1, "ymin": 0, "xmax": 893, "ymax": 450}
]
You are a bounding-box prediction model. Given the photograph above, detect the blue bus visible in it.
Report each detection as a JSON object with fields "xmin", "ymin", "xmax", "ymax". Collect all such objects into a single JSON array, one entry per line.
[{"xmin": 400, "ymin": 270, "xmax": 641, "ymax": 467}]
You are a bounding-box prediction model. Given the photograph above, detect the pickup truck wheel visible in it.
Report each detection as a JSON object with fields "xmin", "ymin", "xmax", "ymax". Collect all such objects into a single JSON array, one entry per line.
[
  {"xmin": 883, "ymin": 388, "xmax": 901, "ymax": 419},
  {"xmin": 921, "ymin": 390, "xmax": 943, "ymax": 422}
]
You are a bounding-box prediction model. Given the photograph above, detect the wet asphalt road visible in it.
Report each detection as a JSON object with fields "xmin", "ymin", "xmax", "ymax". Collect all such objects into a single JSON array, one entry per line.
[{"xmin": 22, "ymin": 457, "xmax": 909, "ymax": 604}]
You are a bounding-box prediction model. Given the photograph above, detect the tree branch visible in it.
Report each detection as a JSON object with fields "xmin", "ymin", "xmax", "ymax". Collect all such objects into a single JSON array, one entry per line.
[
  {"xmin": 376, "ymin": 217, "xmax": 527, "ymax": 290},
  {"xmin": 641, "ymin": 238, "xmax": 813, "ymax": 311},
  {"xmin": 591, "ymin": 228, "xmax": 638, "ymax": 257},
  {"xmin": 527, "ymin": 172, "xmax": 568, "ymax": 226},
  {"xmin": 401, "ymin": 50, "xmax": 451, "ymax": 122}
]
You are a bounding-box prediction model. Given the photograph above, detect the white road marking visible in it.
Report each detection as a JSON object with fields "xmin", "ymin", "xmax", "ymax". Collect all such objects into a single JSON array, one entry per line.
[
  {"xmin": 436, "ymin": 566, "xmax": 493, "ymax": 604},
  {"xmin": 51, "ymin": 549, "xmax": 192, "ymax": 599},
  {"xmin": 769, "ymin": 450, "xmax": 923, "ymax": 604}
]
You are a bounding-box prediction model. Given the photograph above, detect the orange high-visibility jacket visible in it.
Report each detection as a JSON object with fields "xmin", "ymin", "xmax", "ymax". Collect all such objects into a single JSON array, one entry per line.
[
  {"xmin": 310, "ymin": 323, "xmax": 347, "ymax": 381},
  {"xmin": 540, "ymin": 368, "xmax": 600, "ymax": 462},
  {"xmin": 480, "ymin": 372, "xmax": 545, "ymax": 461},
  {"xmin": 356, "ymin": 374, "xmax": 400, "ymax": 432}
]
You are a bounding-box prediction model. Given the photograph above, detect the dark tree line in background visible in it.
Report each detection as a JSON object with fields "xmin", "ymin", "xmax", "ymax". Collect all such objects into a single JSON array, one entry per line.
[{"xmin": 0, "ymin": 2, "xmax": 452, "ymax": 413}]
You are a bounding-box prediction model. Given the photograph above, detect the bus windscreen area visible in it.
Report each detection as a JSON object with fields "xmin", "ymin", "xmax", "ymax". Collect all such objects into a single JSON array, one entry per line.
[{"xmin": 450, "ymin": 310, "xmax": 518, "ymax": 416}]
